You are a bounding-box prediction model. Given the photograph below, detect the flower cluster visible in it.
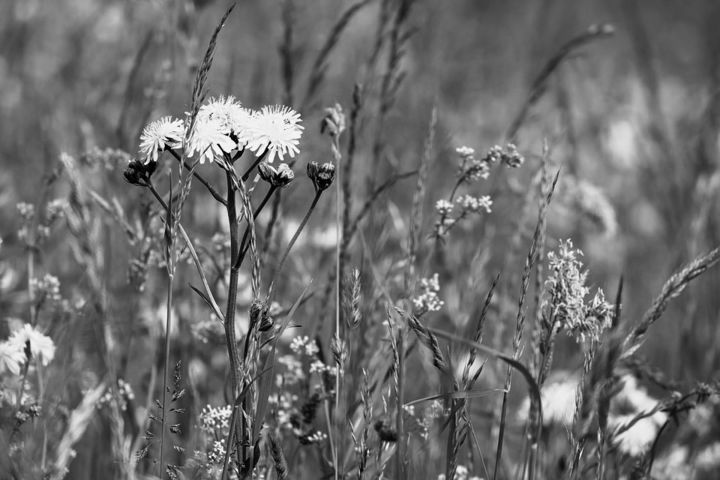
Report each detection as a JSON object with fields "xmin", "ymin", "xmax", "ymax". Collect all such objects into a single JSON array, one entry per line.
[
  {"xmin": 456, "ymin": 194, "xmax": 492, "ymax": 214},
  {"xmin": 543, "ymin": 239, "xmax": 612, "ymax": 343},
  {"xmin": 289, "ymin": 336, "xmax": 319, "ymax": 357},
  {"xmin": 96, "ymin": 378, "xmax": 135, "ymax": 412},
  {"xmin": 138, "ymin": 97, "xmax": 303, "ymax": 166},
  {"xmin": 434, "ymin": 199, "xmax": 453, "ymax": 216},
  {"xmin": 436, "ymin": 465, "xmax": 482, "ymax": 480},
  {"xmin": 412, "ymin": 273, "xmax": 444, "ymax": 315},
  {"xmin": 31, "ymin": 273, "xmax": 61, "ymax": 304},
  {"xmin": 199, "ymin": 404, "xmax": 232, "ymax": 435}
]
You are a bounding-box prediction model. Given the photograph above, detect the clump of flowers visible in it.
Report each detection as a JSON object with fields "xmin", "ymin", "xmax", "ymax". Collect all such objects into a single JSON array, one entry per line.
[
  {"xmin": 199, "ymin": 404, "xmax": 232, "ymax": 436},
  {"xmin": 30, "ymin": 273, "xmax": 61, "ymax": 305},
  {"xmin": 96, "ymin": 378, "xmax": 135, "ymax": 412},
  {"xmin": 434, "ymin": 144, "xmax": 523, "ymax": 239},
  {"xmin": 542, "ymin": 239, "xmax": 613, "ymax": 343},
  {"xmin": 412, "ymin": 273, "xmax": 444, "ymax": 315},
  {"xmin": 137, "ymin": 98, "xmax": 303, "ymax": 167}
]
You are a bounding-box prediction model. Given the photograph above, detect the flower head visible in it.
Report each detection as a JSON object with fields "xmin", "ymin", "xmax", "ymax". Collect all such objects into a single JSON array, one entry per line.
[
  {"xmin": 242, "ymin": 105, "xmax": 303, "ymax": 163},
  {"xmin": 0, "ymin": 341, "xmax": 25, "ymax": 375},
  {"xmin": 542, "ymin": 239, "xmax": 612, "ymax": 343},
  {"xmin": 608, "ymin": 375, "xmax": 667, "ymax": 457},
  {"xmin": 139, "ymin": 117, "xmax": 184, "ymax": 164},
  {"xmin": 197, "ymin": 96, "xmax": 254, "ymax": 146},
  {"xmin": 186, "ymin": 117, "xmax": 236, "ymax": 164},
  {"xmin": 7, "ymin": 324, "xmax": 55, "ymax": 366}
]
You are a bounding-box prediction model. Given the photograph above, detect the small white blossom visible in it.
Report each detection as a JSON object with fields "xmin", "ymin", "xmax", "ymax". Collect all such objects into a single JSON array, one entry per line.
[
  {"xmin": 412, "ymin": 273, "xmax": 444, "ymax": 314},
  {"xmin": 289, "ymin": 336, "xmax": 319, "ymax": 357},
  {"xmin": 456, "ymin": 194, "xmax": 492, "ymax": 213},
  {"xmin": 7, "ymin": 324, "xmax": 55, "ymax": 366},
  {"xmin": 435, "ymin": 199, "xmax": 454, "ymax": 216},
  {"xmin": 139, "ymin": 116, "xmax": 184, "ymax": 164},
  {"xmin": 0, "ymin": 341, "xmax": 25, "ymax": 375}
]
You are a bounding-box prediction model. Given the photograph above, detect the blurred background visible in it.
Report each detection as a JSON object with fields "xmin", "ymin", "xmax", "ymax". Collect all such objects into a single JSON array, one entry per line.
[{"xmin": 2, "ymin": 0, "xmax": 720, "ymax": 477}]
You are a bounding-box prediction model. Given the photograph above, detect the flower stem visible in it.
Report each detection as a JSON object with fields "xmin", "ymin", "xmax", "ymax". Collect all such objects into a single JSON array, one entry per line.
[
  {"xmin": 222, "ymin": 169, "xmax": 244, "ymax": 473},
  {"xmin": 159, "ymin": 270, "xmax": 174, "ymax": 479},
  {"xmin": 267, "ymin": 191, "xmax": 322, "ymax": 297}
]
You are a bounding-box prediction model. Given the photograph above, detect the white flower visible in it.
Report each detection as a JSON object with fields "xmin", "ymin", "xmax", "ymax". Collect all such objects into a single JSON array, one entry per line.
[
  {"xmin": 609, "ymin": 414, "xmax": 666, "ymax": 457},
  {"xmin": 139, "ymin": 116, "xmax": 184, "ymax": 164},
  {"xmin": 7, "ymin": 324, "xmax": 55, "ymax": 366},
  {"xmin": 0, "ymin": 341, "xmax": 25, "ymax": 375},
  {"xmin": 242, "ymin": 105, "xmax": 303, "ymax": 163},
  {"xmin": 197, "ymin": 96, "xmax": 254, "ymax": 146},
  {"xmin": 455, "ymin": 146, "xmax": 475, "ymax": 158},
  {"xmin": 412, "ymin": 274, "xmax": 444, "ymax": 314},
  {"xmin": 608, "ymin": 375, "xmax": 667, "ymax": 457},
  {"xmin": 518, "ymin": 372, "xmax": 578, "ymax": 426},
  {"xmin": 435, "ymin": 199, "xmax": 454, "ymax": 216},
  {"xmin": 186, "ymin": 117, "xmax": 236, "ymax": 164},
  {"xmin": 456, "ymin": 194, "xmax": 492, "ymax": 213}
]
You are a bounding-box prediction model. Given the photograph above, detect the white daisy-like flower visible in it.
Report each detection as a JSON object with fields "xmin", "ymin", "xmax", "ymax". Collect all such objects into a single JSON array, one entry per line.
[
  {"xmin": 0, "ymin": 341, "xmax": 25, "ymax": 375},
  {"xmin": 608, "ymin": 375, "xmax": 667, "ymax": 457},
  {"xmin": 197, "ymin": 96, "xmax": 254, "ymax": 147},
  {"xmin": 242, "ymin": 105, "xmax": 303, "ymax": 163},
  {"xmin": 7, "ymin": 324, "xmax": 56, "ymax": 366},
  {"xmin": 139, "ymin": 116, "xmax": 184, "ymax": 164},
  {"xmin": 186, "ymin": 117, "xmax": 237, "ymax": 164},
  {"xmin": 518, "ymin": 372, "xmax": 578, "ymax": 426}
]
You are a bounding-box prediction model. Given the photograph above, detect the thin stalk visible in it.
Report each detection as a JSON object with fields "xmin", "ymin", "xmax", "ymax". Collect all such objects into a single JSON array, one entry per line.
[
  {"xmin": 235, "ymin": 185, "xmax": 277, "ymax": 270},
  {"xmin": 223, "ymin": 170, "xmax": 244, "ymax": 470},
  {"xmin": 241, "ymin": 149, "xmax": 268, "ymax": 182},
  {"xmin": 334, "ymin": 137, "xmax": 342, "ymax": 480},
  {"xmin": 168, "ymin": 149, "xmax": 226, "ymax": 206},
  {"xmin": 395, "ymin": 331, "xmax": 405, "ymax": 480},
  {"xmin": 268, "ymin": 191, "xmax": 322, "ymax": 297},
  {"xmin": 159, "ymin": 270, "xmax": 174, "ymax": 479}
]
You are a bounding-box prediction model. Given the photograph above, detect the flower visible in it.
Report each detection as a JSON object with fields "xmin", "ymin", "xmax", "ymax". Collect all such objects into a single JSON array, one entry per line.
[
  {"xmin": 197, "ymin": 96, "xmax": 254, "ymax": 146},
  {"xmin": 242, "ymin": 105, "xmax": 303, "ymax": 163},
  {"xmin": 435, "ymin": 199, "xmax": 454, "ymax": 216},
  {"xmin": 258, "ymin": 162, "xmax": 295, "ymax": 188},
  {"xmin": 138, "ymin": 116, "xmax": 184, "ymax": 164},
  {"xmin": 518, "ymin": 372, "xmax": 578, "ymax": 426},
  {"xmin": 608, "ymin": 375, "xmax": 667, "ymax": 457},
  {"xmin": 412, "ymin": 274, "xmax": 444, "ymax": 314},
  {"xmin": 186, "ymin": 117, "xmax": 236, "ymax": 164},
  {"xmin": 7, "ymin": 324, "xmax": 55, "ymax": 366},
  {"xmin": 307, "ymin": 162, "xmax": 335, "ymax": 192},
  {"xmin": 456, "ymin": 194, "xmax": 492, "ymax": 213},
  {"xmin": 0, "ymin": 341, "xmax": 25, "ymax": 375}
]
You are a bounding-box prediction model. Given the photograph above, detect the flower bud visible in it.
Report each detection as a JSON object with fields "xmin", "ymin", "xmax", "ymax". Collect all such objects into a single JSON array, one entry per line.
[
  {"xmin": 307, "ymin": 161, "xmax": 335, "ymax": 192},
  {"xmin": 258, "ymin": 162, "xmax": 295, "ymax": 188}
]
